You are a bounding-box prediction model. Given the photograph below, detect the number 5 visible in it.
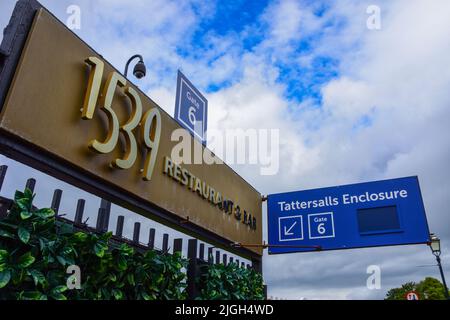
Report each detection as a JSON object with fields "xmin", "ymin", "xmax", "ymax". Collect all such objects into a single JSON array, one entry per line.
[{"xmin": 88, "ymin": 72, "xmax": 125, "ymax": 154}]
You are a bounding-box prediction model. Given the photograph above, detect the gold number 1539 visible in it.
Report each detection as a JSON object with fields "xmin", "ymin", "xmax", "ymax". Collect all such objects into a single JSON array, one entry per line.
[{"xmin": 81, "ymin": 56, "xmax": 161, "ymax": 181}]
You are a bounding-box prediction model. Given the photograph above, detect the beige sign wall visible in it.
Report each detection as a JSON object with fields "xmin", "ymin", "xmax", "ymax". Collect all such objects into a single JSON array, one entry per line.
[{"xmin": 0, "ymin": 9, "xmax": 262, "ymax": 255}]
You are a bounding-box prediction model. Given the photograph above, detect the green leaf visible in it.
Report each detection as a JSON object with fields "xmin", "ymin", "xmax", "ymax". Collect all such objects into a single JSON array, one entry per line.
[
  {"xmin": 119, "ymin": 244, "xmax": 134, "ymax": 256},
  {"xmin": 0, "ymin": 249, "xmax": 8, "ymax": 262},
  {"xmin": 112, "ymin": 289, "xmax": 124, "ymax": 300},
  {"xmin": 52, "ymin": 285, "xmax": 68, "ymax": 293},
  {"xmin": 14, "ymin": 189, "xmax": 34, "ymax": 212},
  {"xmin": 39, "ymin": 238, "xmax": 46, "ymax": 251},
  {"xmin": 56, "ymin": 255, "xmax": 68, "ymax": 266},
  {"xmin": 23, "ymin": 188, "xmax": 34, "ymax": 201},
  {"xmin": 34, "ymin": 208, "xmax": 55, "ymax": 219},
  {"xmin": 94, "ymin": 242, "xmax": 107, "ymax": 258},
  {"xmin": 20, "ymin": 210, "xmax": 33, "ymax": 220},
  {"xmin": 0, "ymin": 270, "xmax": 11, "ymax": 288},
  {"xmin": 100, "ymin": 231, "xmax": 113, "ymax": 241},
  {"xmin": 18, "ymin": 252, "xmax": 35, "ymax": 268},
  {"xmin": 18, "ymin": 227, "xmax": 31, "ymax": 244},
  {"xmin": 49, "ymin": 286, "xmax": 68, "ymax": 300},
  {"xmin": 29, "ymin": 269, "xmax": 45, "ymax": 286},
  {"xmin": 21, "ymin": 291, "xmax": 43, "ymax": 300},
  {"xmin": 127, "ymin": 273, "xmax": 135, "ymax": 286},
  {"xmin": 16, "ymin": 198, "xmax": 30, "ymax": 212},
  {"xmin": 57, "ymin": 221, "xmax": 73, "ymax": 235},
  {"xmin": 108, "ymin": 273, "xmax": 117, "ymax": 282},
  {"xmin": 0, "ymin": 229, "xmax": 15, "ymax": 239},
  {"xmin": 72, "ymin": 232, "xmax": 88, "ymax": 242},
  {"xmin": 141, "ymin": 292, "xmax": 152, "ymax": 300},
  {"xmin": 14, "ymin": 190, "xmax": 25, "ymax": 202},
  {"xmin": 50, "ymin": 293, "xmax": 67, "ymax": 300},
  {"xmin": 117, "ymin": 255, "xmax": 127, "ymax": 270}
]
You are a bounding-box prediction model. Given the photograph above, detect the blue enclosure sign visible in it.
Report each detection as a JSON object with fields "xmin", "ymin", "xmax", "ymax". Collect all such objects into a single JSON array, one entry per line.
[
  {"xmin": 174, "ymin": 70, "xmax": 208, "ymax": 144},
  {"xmin": 267, "ymin": 177, "xmax": 430, "ymax": 254}
]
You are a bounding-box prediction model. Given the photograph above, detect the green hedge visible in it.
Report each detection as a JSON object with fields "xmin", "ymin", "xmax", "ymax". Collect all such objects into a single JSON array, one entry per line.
[
  {"xmin": 197, "ymin": 261, "xmax": 264, "ymax": 300},
  {"xmin": 0, "ymin": 188, "xmax": 264, "ymax": 300},
  {"xmin": 0, "ymin": 188, "xmax": 187, "ymax": 300}
]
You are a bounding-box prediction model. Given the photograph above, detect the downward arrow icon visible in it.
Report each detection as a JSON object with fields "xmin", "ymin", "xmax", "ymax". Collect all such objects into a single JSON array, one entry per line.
[{"xmin": 284, "ymin": 221, "xmax": 297, "ymax": 236}]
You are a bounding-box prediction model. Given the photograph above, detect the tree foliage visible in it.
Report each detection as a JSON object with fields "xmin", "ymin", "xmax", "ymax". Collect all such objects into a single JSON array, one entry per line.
[{"xmin": 385, "ymin": 277, "xmax": 447, "ymax": 300}]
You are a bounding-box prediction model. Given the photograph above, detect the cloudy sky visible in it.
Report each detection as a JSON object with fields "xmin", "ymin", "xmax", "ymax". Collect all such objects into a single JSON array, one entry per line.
[{"xmin": 1, "ymin": 0, "xmax": 450, "ymax": 299}]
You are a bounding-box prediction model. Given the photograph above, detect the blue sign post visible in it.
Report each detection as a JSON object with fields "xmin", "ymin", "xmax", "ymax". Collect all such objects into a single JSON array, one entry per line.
[
  {"xmin": 267, "ymin": 177, "xmax": 430, "ymax": 254},
  {"xmin": 174, "ymin": 70, "xmax": 208, "ymax": 144}
]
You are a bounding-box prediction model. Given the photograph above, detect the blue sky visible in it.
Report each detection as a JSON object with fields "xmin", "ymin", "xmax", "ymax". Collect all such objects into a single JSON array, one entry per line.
[
  {"xmin": 1, "ymin": 0, "xmax": 450, "ymax": 300},
  {"xmin": 185, "ymin": 0, "xmax": 343, "ymax": 102}
]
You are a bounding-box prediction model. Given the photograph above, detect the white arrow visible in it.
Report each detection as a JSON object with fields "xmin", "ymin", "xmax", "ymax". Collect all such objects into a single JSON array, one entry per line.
[{"xmin": 284, "ymin": 221, "xmax": 297, "ymax": 236}]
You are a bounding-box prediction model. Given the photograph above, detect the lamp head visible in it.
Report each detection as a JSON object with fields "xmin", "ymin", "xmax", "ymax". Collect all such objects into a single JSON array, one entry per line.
[
  {"xmin": 429, "ymin": 233, "xmax": 441, "ymax": 256},
  {"xmin": 133, "ymin": 60, "xmax": 146, "ymax": 79}
]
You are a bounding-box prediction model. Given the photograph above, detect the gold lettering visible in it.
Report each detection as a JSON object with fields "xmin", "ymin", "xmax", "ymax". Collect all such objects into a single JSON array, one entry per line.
[
  {"xmin": 89, "ymin": 72, "xmax": 126, "ymax": 154},
  {"xmin": 141, "ymin": 108, "xmax": 161, "ymax": 181},
  {"xmin": 173, "ymin": 164, "xmax": 182, "ymax": 182},
  {"xmin": 163, "ymin": 157, "xmax": 174, "ymax": 177},
  {"xmin": 82, "ymin": 57, "xmax": 161, "ymax": 179},
  {"xmin": 82, "ymin": 57, "xmax": 104, "ymax": 120},
  {"xmin": 181, "ymin": 168, "xmax": 189, "ymax": 186},
  {"xmin": 202, "ymin": 182, "xmax": 209, "ymax": 199},
  {"xmin": 189, "ymin": 173, "xmax": 196, "ymax": 190},
  {"xmin": 215, "ymin": 192, "xmax": 222, "ymax": 207},
  {"xmin": 112, "ymin": 86, "xmax": 142, "ymax": 169},
  {"xmin": 234, "ymin": 205, "xmax": 241, "ymax": 220},
  {"xmin": 194, "ymin": 178, "xmax": 202, "ymax": 196},
  {"xmin": 209, "ymin": 187, "xmax": 215, "ymax": 204},
  {"xmin": 161, "ymin": 157, "xmax": 256, "ymax": 231}
]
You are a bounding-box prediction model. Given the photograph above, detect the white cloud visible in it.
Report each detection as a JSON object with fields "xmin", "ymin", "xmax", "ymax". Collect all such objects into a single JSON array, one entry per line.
[
  {"xmin": 1, "ymin": 0, "xmax": 449, "ymax": 300},
  {"xmin": 200, "ymin": 0, "xmax": 450, "ymax": 299}
]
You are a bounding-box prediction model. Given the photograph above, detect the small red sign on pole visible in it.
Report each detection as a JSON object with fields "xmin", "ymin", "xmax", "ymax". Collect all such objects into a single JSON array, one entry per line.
[{"xmin": 405, "ymin": 291, "xmax": 420, "ymax": 300}]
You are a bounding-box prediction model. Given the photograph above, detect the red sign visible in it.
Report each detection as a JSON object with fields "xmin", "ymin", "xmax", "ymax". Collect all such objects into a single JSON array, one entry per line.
[{"xmin": 405, "ymin": 291, "xmax": 420, "ymax": 300}]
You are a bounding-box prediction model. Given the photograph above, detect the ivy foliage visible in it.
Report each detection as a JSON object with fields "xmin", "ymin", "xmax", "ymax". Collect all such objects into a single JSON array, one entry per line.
[
  {"xmin": 197, "ymin": 261, "xmax": 264, "ymax": 300},
  {"xmin": 0, "ymin": 188, "xmax": 187, "ymax": 300}
]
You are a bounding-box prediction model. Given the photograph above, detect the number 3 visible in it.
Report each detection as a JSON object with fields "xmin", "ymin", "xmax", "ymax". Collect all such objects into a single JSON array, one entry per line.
[{"xmin": 112, "ymin": 86, "xmax": 142, "ymax": 169}]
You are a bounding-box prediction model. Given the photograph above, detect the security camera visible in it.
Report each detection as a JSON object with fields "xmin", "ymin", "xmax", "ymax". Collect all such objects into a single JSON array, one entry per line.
[{"xmin": 133, "ymin": 61, "xmax": 146, "ymax": 79}]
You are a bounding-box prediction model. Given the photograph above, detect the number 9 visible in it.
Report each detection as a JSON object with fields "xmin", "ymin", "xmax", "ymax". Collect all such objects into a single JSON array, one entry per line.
[{"xmin": 141, "ymin": 108, "xmax": 161, "ymax": 181}]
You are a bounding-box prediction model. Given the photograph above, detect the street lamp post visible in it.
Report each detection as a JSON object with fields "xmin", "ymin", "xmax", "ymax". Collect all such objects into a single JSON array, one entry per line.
[
  {"xmin": 429, "ymin": 233, "xmax": 450, "ymax": 299},
  {"xmin": 124, "ymin": 54, "xmax": 146, "ymax": 79}
]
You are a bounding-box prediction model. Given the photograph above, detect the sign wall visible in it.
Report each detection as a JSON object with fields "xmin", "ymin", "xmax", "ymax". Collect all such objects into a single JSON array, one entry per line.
[
  {"xmin": 174, "ymin": 70, "xmax": 208, "ymax": 144},
  {"xmin": 0, "ymin": 9, "xmax": 262, "ymax": 255},
  {"xmin": 268, "ymin": 177, "xmax": 430, "ymax": 254}
]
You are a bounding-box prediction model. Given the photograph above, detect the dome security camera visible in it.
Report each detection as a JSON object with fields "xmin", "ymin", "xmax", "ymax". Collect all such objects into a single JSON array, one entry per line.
[{"xmin": 133, "ymin": 60, "xmax": 146, "ymax": 79}]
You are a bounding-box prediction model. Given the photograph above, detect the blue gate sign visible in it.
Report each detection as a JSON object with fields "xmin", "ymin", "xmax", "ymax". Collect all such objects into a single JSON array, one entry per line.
[
  {"xmin": 174, "ymin": 70, "xmax": 208, "ymax": 144},
  {"xmin": 267, "ymin": 176, "xmax": 430, "ymax": 254}
]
